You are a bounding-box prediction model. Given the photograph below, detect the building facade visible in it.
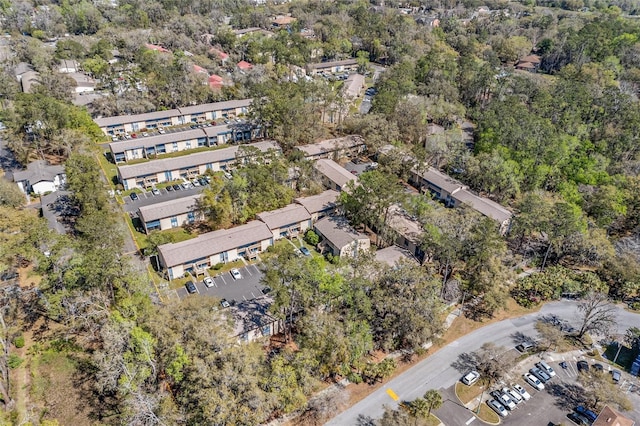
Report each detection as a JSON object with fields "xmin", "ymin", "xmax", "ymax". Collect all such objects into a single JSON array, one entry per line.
[{"xmin": 138, "ymin": 194, "xmax": 202, "ymax": 233}]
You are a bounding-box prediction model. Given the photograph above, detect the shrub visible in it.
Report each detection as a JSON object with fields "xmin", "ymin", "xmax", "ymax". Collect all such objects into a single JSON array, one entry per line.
[
  {"xmin": 304, "ymin": 230, "xmax": 320, "ymax": 246},
  {"xmin": 7, "ymin": 355, "xmax": 23, "ymax": 369},
  {"xmin": 346, "ymin": 372, "xmax": 363, "ymax": 384},
  {"xmin": 13, "ymin": 335, "xmax": 24, "ymax": 349}
]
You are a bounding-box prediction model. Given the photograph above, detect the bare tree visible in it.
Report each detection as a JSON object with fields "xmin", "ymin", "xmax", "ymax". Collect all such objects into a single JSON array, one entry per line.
[{"xmin": 576, "ymin": 293, "xmax": 617, "ymax": 340}]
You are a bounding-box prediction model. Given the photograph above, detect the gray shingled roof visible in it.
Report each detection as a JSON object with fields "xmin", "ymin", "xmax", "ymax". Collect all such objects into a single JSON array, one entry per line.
[
  {"xmin": 256, "ymin": 204, "xmax": 311, "ymax": 230},
  {"xmin": 307, "ymin": 58, "xmax": 358, "ymax": 70},
  {"xmin": 109, "ymin": 128, "xmax": 208, "ymax": 153},
  {"xmin": 452, "ymin": 189, "xmax": 513, "ymax": 223},
  {"xmin": 314, "ymin": 216, "xmax": 368, "ymax": 250},
  {"xmin": 297, "ymin": 135, "xmax": 365, "ymax": 157},
  {"xmin": 117, "ymin": 140, "xmax": 280, "ymax": 179},
  {"xmin": 95, "ymin": 98, "xmax": 253, "ymax": 128},
  {"xmin": 294, "ymin": 190, "xmax": 339, "ymax": 214},
  {"xmin": 138, "ymin": 194, "xmax": 201, "ymax": 223},
  {"xmin": 158, "ymin": 220, "xmax": 272, "ymax": 268},
  {"xmin": 12, "ymin": 160, "xmax": 65, "ymax": 184},
  {"xmin": 314, "ymin": 159, "xmax": 357, "ymax": 189},
  {"xmin": 230, "ymin": 295, "xmax": 277, "ymax": 336},
  {"xmin": 414, "ymin": 167, "xmax": 465, "ymax": 194}
]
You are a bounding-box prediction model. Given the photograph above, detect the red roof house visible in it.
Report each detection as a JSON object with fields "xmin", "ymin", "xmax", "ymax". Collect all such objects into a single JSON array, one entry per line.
[
  {"xmin": 145, "ymin": 43, "xmax": 170, "ymax": 53},
  {"xmin": 193, "ymin": 64, "xmax": 208, "ymax": 74},
  {"xmin": 209, "ymin": 47, "xmax": 229, "ymax": 62},
  {"xmin": 237, "ymin": 60, "xmax": 253, "ymax": 71},
  {"xmin": 208, "ymin": 74, "xmax": 224, "ymax": 90}
]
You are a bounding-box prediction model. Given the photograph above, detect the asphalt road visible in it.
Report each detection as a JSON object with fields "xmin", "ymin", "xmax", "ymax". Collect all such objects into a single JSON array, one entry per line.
[{"xmin": 325, "ymin": 300, "xmax": 640, "ymax": 425}]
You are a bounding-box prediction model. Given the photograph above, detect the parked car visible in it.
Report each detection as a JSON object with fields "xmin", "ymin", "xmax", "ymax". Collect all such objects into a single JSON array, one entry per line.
[
  {"xmin": 512, "ymin": 383, "xmax": 531, "ymax": 401},
  {"xmin": 524, "ymin": 373, "xmax": 544, "ymax": 390},
  {"xmin": 203, "ymin": 277, "xmax": 214, "ymax": 288},
  {"xmin": 577, "ymin": 360, "xmax": 589, "ymax": 373},
  {"xmin": 182, "ymin": 182, "xmax": 192, "ymax": 189},
  {"xmin": 220, "ymin": 299, "xmax": 230, "ymax": 308},
  {"xmin": 504, "ymin": 387, "xmax": 523, "ymax": 404},
  {"xmin": 130, "ymin": 192, "xmax": 139, "ymax": 201},
  {"xmin": 487, "ymin": 399, "xmax": 508, "ymax": 417},
  {"xmin": 166, "ymin": 185, "xmax": 174, "ymax": 192},
  {"xmin": 593, "ymin": 363, "xmax": 604, "ymax": 372},
  {"xmin": 299, "ymin": 247, "xmax": 311, "ymax": 256},
  {"xmin": 131, "ymin": 133, "xmax": 137, "ymax": 138},
  {"xmin": 516, "ymin": 341, "xmax": 536, "ymax": 352},
  {"xmin": 461, "ymin": 371, "xmax": 480, "ymax": 386},
  {"xmin": 192, "ymin": 179, "xmax": 200, "ymax": 187},
  {"xmin": 158, "ymin": 127, "xmax": 166, "ymax": 134},
  {"xmin": 576, "ymin": 406, "xmax": 598, "ymax": 422},
  {"xmin": 198, "ymin": 178, "xmax": 208, "ymax": 186},
  {"xmin": 230, "ymin": 268, "xmax": 242, "ymax": 280},
  {"xmin": 185, "ymin": 281, "xmax": 197, "ymax": 294},
  {"xmin": 536, "ymin": 361, "xmax": 556, "ymax": 377},
  {"xmin": 611, "ymin": 369, "xmax": 622, "ymax": 383},
  {"xmin": 530, "ymin": 367, "xmax": 551, "ymax": 383},
  {"xmin": 567, "ymin": 412, "xmax": 591, "ymax": 426},
  {"xmin": 172, "ymin": 184, "xmax": 181, "ymax": 191},
  {"xmin": 496, "ymin": 392, "xmax": 517, "ymax": 410},
  {"xmin": 151, "ymin": 188, "xmax": 160, "ymax": 196},
  {"xmin": 141, "ymin": 132, "xmax": 149, "ymax": 137}
]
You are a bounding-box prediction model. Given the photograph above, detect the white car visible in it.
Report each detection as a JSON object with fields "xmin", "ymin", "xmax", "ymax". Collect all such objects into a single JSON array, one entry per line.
[
  {"xmin": 497, "ymin": 392, "xmax": 517, "ymax": 410},
  {"xmin": 158, "ymin": 127, "xmax": 166, "ymax": 134},
  {"xmin": 536, "ymin": 361, "xmax": 556, "ymax": 377},
  {"xmin": 203, "ymin": 277, "xmax": 214, "ymax": 288},
  {"xmin": 503, "ymin": 387, "xmax": 523, "ymax": 404},
  {"xmin": 487, "ymin": 399, "xmax": 508, "ymax": 417},
  {"xmin": 512, "ymin": 383, "xmax": 531, "ymax": 401},
  {"xmin": 142, "ymin": 132, "xmax": 149, "ymax": 137},
  {"xmin": 230, "ymin": 268, "xmax": 242, "ymax": 280},
  {"xmin": 524, "ymin": 372, "xmax": 544, "ymax": 391}
]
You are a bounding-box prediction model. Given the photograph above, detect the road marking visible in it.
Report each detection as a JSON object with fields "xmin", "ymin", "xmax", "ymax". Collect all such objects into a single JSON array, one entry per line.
[
  {"xmin": 386, "ymin": 388, "xmax": 399, "ymax": 401},
  {"xmin": 548, "ymin": 356, "xmax": 554, "ymax": 361},
  {"xmin": 465, "ymin": 416, "xmax": 476, "ymax": 425},
  {"xmin": 245, "ymin": 267, "xmax": 253, "ymax": 276}
]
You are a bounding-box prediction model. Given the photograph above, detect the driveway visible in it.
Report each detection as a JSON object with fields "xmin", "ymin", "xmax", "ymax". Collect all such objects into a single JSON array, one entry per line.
[
  {"xmin": 325, "ymin": 301, "xmax": 640, "ymax": 425},
  {"xmin": 175, "ymin": 264, "xmax": 266, "ymax": 303}
]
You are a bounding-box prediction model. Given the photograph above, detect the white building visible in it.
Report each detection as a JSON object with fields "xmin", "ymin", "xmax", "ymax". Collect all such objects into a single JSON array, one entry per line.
[{"xmin": 12, "ymin": 160, "xmax": 66, "ymax": 195}]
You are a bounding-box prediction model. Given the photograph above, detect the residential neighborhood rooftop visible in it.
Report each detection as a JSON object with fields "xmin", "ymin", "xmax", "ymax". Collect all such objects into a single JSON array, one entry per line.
[
  {"xmin": 414, "ymin": 167, "xmax": 465, "ymax": 194},
  {"xmin": 452, "ymin": 188, "xmax": 513, "ymax": 224},
  {"xmin": 314, "ymin": 159, "xmax": 358, "ymax": 190},
  {"xmin": 307, "ymin": 58, "xmax": 359, "ymax": 70},
  {"xmin": 117, "ymin": 140, "xmax": 280, "ymax": 179},
  {"xmin": 138, "ymin": 194, "xmax": 201, "ymax": 223},
  {"xmin": 256, "ymin": 203, "xmax": 311, "ymax": 230},
  {"xmin": 294, "ymin": 189, "xmax": 339, "ymax": 214},
  {"xmin": 158, "ymin": 220, "xmax": 272, "ymax": 268},
  {"xmin": 314, "ymin": 216, "xmax": 368, "ymax": 251},
  {"xmin": 297, "ymin": 135, "xmax": 365, "ymax": 158},
  {"xmin": 229, "ymin": 295, "xmax": 277, "ymax": 336},
  {"xmin": 12, "ymin": 160, "xmax": 65, "ymax": 184}
]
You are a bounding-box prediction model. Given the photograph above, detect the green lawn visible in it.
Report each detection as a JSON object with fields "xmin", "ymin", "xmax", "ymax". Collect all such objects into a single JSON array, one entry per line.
[
  {"xmin": 603, "ymin": 343, "xmax": 637, "ymax": 370},
  {"xmin": 96, "ymin": 152, "xmax": 118, "ymax": 188},
  {"xmin": 124, "ymin": 213, "xmax": 196, "ymax": 253}
]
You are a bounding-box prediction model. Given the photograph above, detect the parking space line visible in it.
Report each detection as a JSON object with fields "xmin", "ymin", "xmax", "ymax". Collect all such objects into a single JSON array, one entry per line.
[
  {"xmin": 465, "ymin": 416, "xmax": 476, "ymax": 425},
  {"xmin": 245, "ymin": 267, "xmax": 253, "ymax": 276}
]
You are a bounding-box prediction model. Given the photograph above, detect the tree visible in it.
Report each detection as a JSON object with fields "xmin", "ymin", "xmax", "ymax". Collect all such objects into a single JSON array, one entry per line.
[
  {"xmin": 422, "ymin": 389, "xmax": 443, "ymax": 416},
  {"xmin": 578, "ymin": 369, "xmax": 632, "ymax": 411},
  {"xmin": 535, "ymin": 320, "xmax": 566, "ymax": 351},
  {"xmin": 0, "ymin": 177, "xmax": 25, "ymax": 208},
  {"xmin": 576, "ymin": 292, "xmax": 617, "ymax": 340},
  {"xmin": 624, "ymin": 326, "xmax": 640, "ymax": 352}
]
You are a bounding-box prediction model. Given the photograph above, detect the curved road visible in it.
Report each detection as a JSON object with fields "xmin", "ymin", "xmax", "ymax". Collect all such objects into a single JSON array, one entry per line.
[{"xmin": 325, "ymin": 300, "xmax": 640, "ymax": 425}]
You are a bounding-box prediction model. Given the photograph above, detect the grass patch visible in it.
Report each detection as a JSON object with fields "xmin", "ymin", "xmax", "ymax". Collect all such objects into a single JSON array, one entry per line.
[
  {"xmin": 125, "ymin": 214, "xmax": 195, "ymax": 252},
  {"xmin": 96, "ymin": 152, "xmax": 118, "ymax": 188},
  {"xmin": 476, "ymin": 403, "xmax": 500, "ymax": 424},
  {"xmin": 424, "ymin": 413, "xmax": 442, "ymax": 426},
  {"xmin": 455, "ymin": 381, "xmax": 484, "ymax": 404}
]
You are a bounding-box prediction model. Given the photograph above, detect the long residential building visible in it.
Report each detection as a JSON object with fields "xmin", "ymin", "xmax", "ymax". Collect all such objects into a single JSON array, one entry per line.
[
  {"xmin": 297, "ymin": 135, "xmax": 366, "ymax": 160},
  {"xmin": 109, "ymin": 123, "xmax": 262, "ymax": 163},
  {"xmin": 117, "ymin": 140, "xmax": 280, "ymax": 190},
  {"xmin": 158, "ymin": 220, "xmax": 273, "ymax": 279},
  {"xmin": 314, "ymin": 158, "xmax": 358, "ymax": 192},
  {"xmin": 256, "ymin": 203, "xmax": 312, "ymax": 241},
  {"xmin": 138, "ymin": 194, "xmax": 202, "ymax": 233},
  {"xmin": 95, "ymin": 99, "xmax": 253, "ymax": 135}
]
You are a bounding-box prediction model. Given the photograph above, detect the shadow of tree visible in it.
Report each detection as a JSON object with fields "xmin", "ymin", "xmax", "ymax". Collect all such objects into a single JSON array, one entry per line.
[
  {"xmin": 511, "ymin": 331, "xmax": 536, "ymax": 345},
  {"xmin": 356, "ymin": 413, "xmax": 376, "ymax": 426},
  {"xmin": 451, "ymin": 352, "xmax": 479, "ymax": 374},
  {"xmin": 546, "ymin": 381, "xmax": 585, "ymax": 411}
]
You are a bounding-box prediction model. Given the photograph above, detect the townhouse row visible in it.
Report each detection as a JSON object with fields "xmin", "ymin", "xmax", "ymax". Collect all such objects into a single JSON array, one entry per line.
[{"xmin": 95, "ymin": 99, "xmax": 253, "ymax": 135}]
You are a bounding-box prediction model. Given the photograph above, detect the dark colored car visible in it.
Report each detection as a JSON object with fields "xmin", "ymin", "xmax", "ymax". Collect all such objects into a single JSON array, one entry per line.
[
  {"xmin": 166, "ymin": 185, "xmax": 174, "ymax": 192},
  {"xmin": 576, "ymin": 406, "xmax": 597, "ymax": 422},
  {"xmin": 567, "ymin": 412, "xmax": 591, "ymax": 426},
  {"xmin": 185, "ymin": 281, "xmax": 197, "ymax": 294},
  {"xmin": 172, "ymin": 184, "xmax": 181, "ymax": 191},
  {"xmin": 577, "ymin": 360, "xmax": 589, "ymax": 373},
  {"xmin": 593, "ymin": 363, "xmax": 604, "ymax": 372},
  {"xmin": 300, "ymin": 247, "xmax": 311, "ymax": 256},
  {"xmin": 130, "ymin": 192, "xmax": 139, "ymax": 201}
]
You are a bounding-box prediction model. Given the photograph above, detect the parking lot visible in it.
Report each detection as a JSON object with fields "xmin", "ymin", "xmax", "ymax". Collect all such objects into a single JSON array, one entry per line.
[
  {"xmin": 123, "ymin": 184, "xmax": 205, "ymax": 213},
  {"xmin": 175, "ymin": 264, "xmax": 267, "ymax": 305},
  {"xmin": 436, "ymin": 352, "xmax": 640, "ymax": 426}
]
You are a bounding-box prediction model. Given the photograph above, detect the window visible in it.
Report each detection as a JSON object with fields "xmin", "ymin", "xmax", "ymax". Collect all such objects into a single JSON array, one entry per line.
[
  {"xmin": 187, "ymin": 212, "xmax": 195, "ymax": 224},
  {"xmin": 186, "ymin": 140, "xmax": 191, "ymax": 149},
  {"xmin": 172, "ymin": 142, "xmax": 178, "ymax": 152},
  {"xmin": 170, "ymin": 217, "xmax": 178, "ymax": 228},
  {"xmin": 262, "ymin": 324, "xmax": 271, "ymax": 335}
]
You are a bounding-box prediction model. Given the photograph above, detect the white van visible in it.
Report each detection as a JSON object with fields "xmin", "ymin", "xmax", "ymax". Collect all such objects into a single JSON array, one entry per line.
[{"xmin": 462, "ymin": 371, "xmax": 480, "ymax": 386}]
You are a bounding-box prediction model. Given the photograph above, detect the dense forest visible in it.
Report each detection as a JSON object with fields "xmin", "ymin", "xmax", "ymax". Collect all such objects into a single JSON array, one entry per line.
[{"xmin": 0, "ymin": 0, "xmax": 639, "ymax": 424}]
